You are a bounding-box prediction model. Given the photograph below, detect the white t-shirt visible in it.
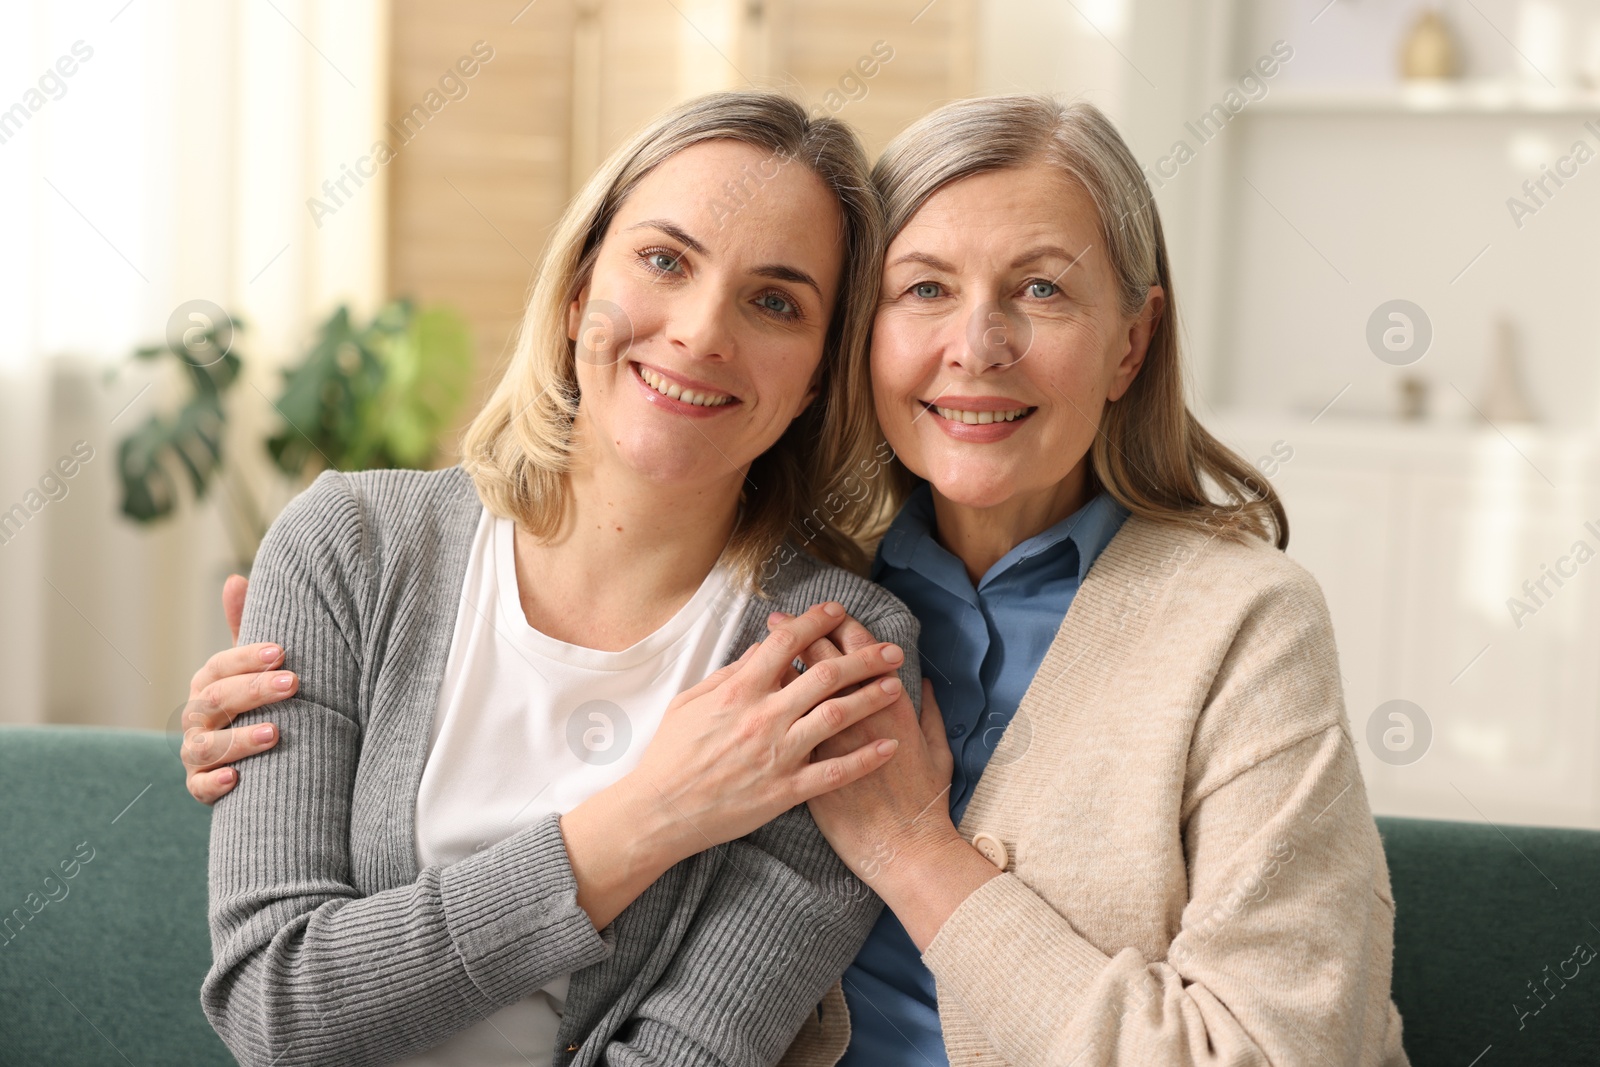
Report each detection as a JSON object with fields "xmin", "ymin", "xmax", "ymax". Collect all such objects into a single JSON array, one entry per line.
[{"xmin": 393, "ymin": 507, "xmax": 750, "ymax": 1067}]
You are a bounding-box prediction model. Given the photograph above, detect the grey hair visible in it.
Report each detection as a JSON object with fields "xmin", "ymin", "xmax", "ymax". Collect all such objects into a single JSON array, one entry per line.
[{"xmin": 872, "ymin": 95, "xmax": 1287, "ymax": 548}]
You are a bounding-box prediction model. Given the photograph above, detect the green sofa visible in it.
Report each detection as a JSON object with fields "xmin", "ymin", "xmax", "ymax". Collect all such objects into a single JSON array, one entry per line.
[{"xmin": 2, "ymin": 725, "xmax": 1596, "ymax": 1065}]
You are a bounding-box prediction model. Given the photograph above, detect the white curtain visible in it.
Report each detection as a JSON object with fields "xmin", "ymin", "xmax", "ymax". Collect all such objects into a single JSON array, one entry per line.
[{"xmin": 0, "ymin": 0, "xmax": 387, "ymax": 729}]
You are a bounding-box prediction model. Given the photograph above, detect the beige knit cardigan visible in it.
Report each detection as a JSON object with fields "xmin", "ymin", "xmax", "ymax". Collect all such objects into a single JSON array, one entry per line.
[{"xmin": 782, "ymin": 514, "xmax": 1410, "ymax": 1066}]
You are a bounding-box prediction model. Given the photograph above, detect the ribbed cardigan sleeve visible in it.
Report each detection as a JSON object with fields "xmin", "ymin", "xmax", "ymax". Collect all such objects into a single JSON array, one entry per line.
[
  {"xmin": 202, "ymin": 472, "xmax": 612, "ymax": 1067},
  {"xmin": 597, "ymin": 600, "xmax": 921, "ymax": 1067}
]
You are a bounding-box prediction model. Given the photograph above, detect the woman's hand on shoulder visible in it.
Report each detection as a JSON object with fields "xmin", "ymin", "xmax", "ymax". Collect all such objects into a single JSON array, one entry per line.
[{"xmin": 182, "ymin": 575, "xmax": 298, "ymax": 805}]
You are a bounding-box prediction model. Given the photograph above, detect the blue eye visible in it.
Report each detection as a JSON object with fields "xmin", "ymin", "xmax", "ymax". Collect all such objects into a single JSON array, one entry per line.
[
  {"xmin": 1026, "ymin": 280, "xmax": 1058, "ymax": 299},
  {"xmin": 758, "ymin": 292, "xmax": 796, "ymax": 317},
  {"xmin": 648, "ymin": 251, "xmax": 682, "ymax": 273},
  {"xmin": 912, "ymin": 282, "xmax": 941, "ymax": 299}
]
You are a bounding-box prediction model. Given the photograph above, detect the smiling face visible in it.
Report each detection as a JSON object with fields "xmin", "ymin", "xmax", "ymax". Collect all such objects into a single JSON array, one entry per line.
[
  {"xmin": 567, "ymin": 139, "xmax": 845, "ymax": 494},
  {"xmin": 872, "ymin": 161, "xmax": 1163, "ymax": 517}
]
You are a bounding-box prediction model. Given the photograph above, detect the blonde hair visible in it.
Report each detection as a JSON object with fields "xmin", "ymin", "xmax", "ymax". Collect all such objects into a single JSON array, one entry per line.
[
  {"xmin": 872, "ymin": 95, "xmax": 1288, "ymax": 548},
  {"xmin": 461, "ymin": 91, "xmax": 891, "ymax": 586}
]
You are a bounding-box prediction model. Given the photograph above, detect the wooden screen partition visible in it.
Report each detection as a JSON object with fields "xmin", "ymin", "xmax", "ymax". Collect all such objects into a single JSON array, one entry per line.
[{"xmin": 384, "ymin": 0, "xmax": 976, "ymax": 459}]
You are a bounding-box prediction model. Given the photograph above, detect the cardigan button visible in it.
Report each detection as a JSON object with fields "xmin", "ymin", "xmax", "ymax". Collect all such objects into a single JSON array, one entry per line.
[{"xmin": 972, "ymin": 832, "xmax": 1008, "ymax": 870}]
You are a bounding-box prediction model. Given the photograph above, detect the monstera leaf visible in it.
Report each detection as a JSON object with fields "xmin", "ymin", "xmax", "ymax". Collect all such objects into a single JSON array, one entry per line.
[
  {"xmin": 265, "ymin": 306, "xmax": 383, "ymax": 476},
  {"xmin": 115, "ymin": 319, "xmax": 242, "ymax": 523}
]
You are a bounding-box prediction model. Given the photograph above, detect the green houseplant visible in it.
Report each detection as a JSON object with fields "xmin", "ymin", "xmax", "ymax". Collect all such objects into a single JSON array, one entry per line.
[{"xmin": 115, "ymin": 299, "xmax": 473, "ymax": 569}]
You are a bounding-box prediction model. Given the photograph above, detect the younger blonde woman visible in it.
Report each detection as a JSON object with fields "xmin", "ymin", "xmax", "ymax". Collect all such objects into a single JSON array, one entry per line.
[{"xmin": 197, "ymin": 92, "xmax": 920, "ymax": 1067}]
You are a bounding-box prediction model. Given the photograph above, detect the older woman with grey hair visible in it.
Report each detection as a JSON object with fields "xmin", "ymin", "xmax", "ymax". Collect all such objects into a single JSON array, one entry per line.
[
  {"xmin": 792, "ymin": 95, "xmax": 1408, "ymax": 1067},
  {"xmin": 186, "ymin": 94, "xmax": 1408, "ymax": 1066}
]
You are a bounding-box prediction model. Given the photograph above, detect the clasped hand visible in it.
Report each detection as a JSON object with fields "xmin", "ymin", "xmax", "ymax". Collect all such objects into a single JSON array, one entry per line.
[{"xmin": 762, "ymin": 610, "xmax": 960, "ymax": 888}]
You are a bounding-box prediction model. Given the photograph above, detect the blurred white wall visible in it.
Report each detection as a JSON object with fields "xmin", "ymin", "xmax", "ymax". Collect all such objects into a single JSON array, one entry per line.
[{"xmin": 1200, "ymin": 0, "xmax": 1600, "ymax": 827}]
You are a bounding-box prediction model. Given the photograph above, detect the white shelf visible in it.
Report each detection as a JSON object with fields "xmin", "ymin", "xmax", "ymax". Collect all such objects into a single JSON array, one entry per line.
[{"xmin": 1243, "ymin": 81, "xmax": 1600, "ymax": 116}]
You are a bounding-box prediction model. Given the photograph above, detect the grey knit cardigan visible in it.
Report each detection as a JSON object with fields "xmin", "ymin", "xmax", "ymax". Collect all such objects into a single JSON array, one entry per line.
[{"xmin": 202, "ymin": 466, "xmax": 921, "ymax": 1067}]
